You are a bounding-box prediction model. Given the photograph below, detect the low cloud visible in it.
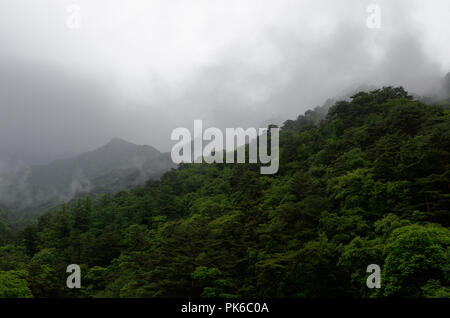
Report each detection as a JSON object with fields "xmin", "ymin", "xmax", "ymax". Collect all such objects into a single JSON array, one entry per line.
[{"xmin": 0, "ymin": 0, "xmax": 449, "ymax": 166}]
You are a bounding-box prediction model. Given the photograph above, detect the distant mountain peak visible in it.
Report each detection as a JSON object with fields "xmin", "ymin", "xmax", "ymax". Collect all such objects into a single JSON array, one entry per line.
[
  {"xmin": 101, "ymin": 138, "xmax": 161, "ymax": 155},
  {"xmin": 0, "ymin": 137, "xmax": 175, "ymax": 211},
  {"xmin": 105, "ymin": 137, "xmax": 135, "ymax": 147}
]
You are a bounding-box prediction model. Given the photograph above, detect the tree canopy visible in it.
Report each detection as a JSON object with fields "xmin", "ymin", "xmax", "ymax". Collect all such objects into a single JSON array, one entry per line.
[{"xmin": 0, "ymin": 87, "xmax": 448, "ymax": 298}]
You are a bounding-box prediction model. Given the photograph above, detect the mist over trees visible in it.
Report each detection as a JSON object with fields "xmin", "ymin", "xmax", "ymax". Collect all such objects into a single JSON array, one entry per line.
[
  {"xmin": 0, "ymin": 87, "xmax": 448, "ymax": 298},
  {"xmin": 0, "ymin": 138, "xmax": 175, "ymax": 225}
]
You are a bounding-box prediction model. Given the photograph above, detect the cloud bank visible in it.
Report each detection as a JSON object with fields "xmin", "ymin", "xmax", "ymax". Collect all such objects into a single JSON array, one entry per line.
[{"xmin": 0, "ymin": 0, "xmax": 449, "ymax": 167}]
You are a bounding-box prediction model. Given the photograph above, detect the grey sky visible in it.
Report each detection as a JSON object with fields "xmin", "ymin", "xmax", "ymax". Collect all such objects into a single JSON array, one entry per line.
[{"xmin": 0, "ymin": 0, "xmax": 449, "ymax": 165}]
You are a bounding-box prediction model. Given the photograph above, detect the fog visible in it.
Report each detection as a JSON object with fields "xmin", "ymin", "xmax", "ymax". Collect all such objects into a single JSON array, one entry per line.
[{"xmin": 0, "ymin": 0, "xmax": 449, "ymax": 170}]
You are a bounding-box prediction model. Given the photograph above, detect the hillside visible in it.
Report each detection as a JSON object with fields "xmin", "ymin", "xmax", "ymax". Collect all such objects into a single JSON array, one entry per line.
[
  {"xmin": 0, "ymin": 87, "xmax": 449, "ymax": 298},
  {"xmin": 0, "ymin": 138, "xmax": 176, "ymax": 214}
]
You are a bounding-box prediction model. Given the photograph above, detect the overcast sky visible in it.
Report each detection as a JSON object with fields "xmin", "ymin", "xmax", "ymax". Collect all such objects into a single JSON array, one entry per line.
[{"xmin": 0, "ymin": 0, "xmax": 449, "ymax": 165}]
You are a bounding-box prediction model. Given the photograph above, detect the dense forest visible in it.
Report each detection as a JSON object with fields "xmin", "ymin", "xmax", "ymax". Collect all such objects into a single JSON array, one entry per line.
[{"xmin": 0, "ymin": 87, "xmax": 449, "ymax": 298}]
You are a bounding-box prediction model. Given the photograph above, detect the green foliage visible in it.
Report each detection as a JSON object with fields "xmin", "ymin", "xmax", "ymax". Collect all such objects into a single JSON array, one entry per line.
[
  {"xmin": 382, "ymin": 224, "xmax": 450, "ymax": 297},
  {"xmin": 0, "ymin": 87, "xmax": 449, "ymax": 298},
  {"xmin": 0, "ymin": 270, "xmax": 33, "ymax": 298}
]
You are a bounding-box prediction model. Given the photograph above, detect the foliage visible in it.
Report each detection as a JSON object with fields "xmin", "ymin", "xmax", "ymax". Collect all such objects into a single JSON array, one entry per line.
[{"xmin": 0, "ymin": 87, "xmax": 449, "ymax": 298}]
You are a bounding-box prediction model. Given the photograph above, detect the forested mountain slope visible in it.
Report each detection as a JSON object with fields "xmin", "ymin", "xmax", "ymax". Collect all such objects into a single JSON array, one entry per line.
[
  {"xmin": 0, "ymin": 87, "xmax": 449, "ymax": 298},
  {"xmin": 0, "ymin": 138, "xmax": 175, "ymax": 217}
]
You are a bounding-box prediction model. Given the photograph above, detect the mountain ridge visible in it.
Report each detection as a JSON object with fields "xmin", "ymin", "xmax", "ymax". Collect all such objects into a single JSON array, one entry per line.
[{"xmin": 0, "ymin": 138, "xmax": 176, "ymax": 214}]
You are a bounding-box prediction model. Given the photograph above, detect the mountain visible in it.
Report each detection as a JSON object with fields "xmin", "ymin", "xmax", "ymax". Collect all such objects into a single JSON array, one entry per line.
[
  {"xmin": 0, "ymin": 150, "xmax": 51, "ymax": 175},
  {"xmin": 0, "ymin": 138, "xmax": 176, "ymax": 212},
  {"xmin": 2, "ymin": 87, "xmax": 448, "ymax": 298}
]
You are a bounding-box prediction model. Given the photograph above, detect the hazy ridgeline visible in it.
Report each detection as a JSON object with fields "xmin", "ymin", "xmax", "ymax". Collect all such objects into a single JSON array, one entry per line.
[
  {"xmin": 0, "ymin": 87, "xmax": 448, "ymax": 298},
  {"xmin": 0, "ymin": 0, "xmax": 450, "ymax": 300}
]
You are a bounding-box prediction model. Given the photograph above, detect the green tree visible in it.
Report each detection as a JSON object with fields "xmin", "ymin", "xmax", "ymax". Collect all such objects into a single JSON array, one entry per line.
[
  {"xmin": 0, "ymin": 270, "xmax": 33, "ymax": 298},
  {"xmin": 382, "ymin": 224, "xmax": 450, "ymax": 297}
]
